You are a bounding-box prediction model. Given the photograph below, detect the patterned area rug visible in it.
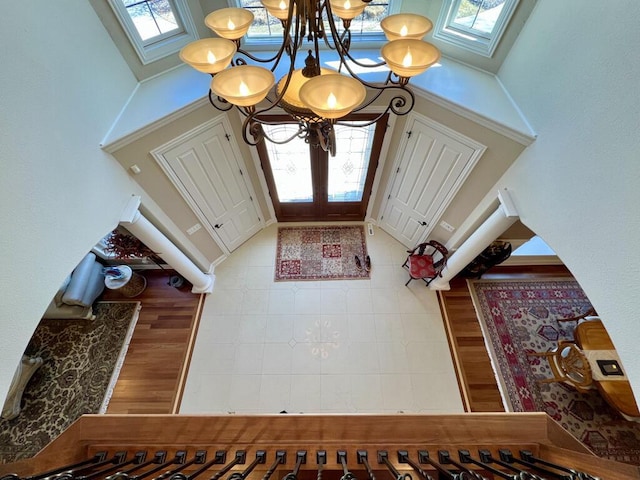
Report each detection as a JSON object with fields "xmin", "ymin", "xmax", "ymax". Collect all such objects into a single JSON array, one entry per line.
[
  {"xmin": 469, "ymin": 278, "xmax": 640, "ymax": 465},
  {"xmin": 0, "ymin": 302, "xmax": 140, "ymax": 464},
  {"xmin": 275, "ymin": 225, "xmax": 369, "ymax": 281}
]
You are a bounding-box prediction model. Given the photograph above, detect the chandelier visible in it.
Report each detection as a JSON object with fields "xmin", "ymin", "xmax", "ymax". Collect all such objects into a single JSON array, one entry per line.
[{"xmin": 180, "ymin": 0, "xmax": 440, "ymax": 156}]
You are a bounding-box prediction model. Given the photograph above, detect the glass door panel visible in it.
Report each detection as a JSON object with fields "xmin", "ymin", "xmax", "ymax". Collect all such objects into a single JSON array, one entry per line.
[
  {"xmin": 328, "ymin": 123, "xmax": 375, "ymax": 203},
  {"xmin": 262, "ymin": 124, "xmax": 313, "ymax": 203},
  {"xmin": 257, "ymin": 114, "xmax": 387, "ymax": 221}
]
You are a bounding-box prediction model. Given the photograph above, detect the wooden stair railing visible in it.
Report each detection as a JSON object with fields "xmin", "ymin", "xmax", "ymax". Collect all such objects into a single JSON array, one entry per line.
[{"xmin": 1, "ymin": 414, "xmax": 638, "ymax": 480}]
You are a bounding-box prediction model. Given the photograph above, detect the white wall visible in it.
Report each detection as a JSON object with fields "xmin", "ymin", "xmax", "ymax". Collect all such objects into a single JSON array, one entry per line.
[
  {"xmin": 0, "ymin": 2, "xmax": 138, "ymax": 397},
  {"xmin": 497, "ymin": 2, "xmax": 640, "ymax": 392}
]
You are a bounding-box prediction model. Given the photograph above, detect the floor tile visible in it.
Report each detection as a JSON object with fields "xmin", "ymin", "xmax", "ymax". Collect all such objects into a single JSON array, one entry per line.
[
  {"xmin": 229, "ymin": 375, "xmax": 261, "ymax": 411},
  {"xmin": 264, "ymin": 315, "xmax": 295, "ymax": 343},
  {"xmin": 262, "ymin": 343, "xmax": 293, "ymax": 374},
  {"xmin": 233, "ymin": 343, "xmax": 264, "ymax": 374},
  {"xmin": 259, "ymin": 374, "xmax": 291, "ymax": 413},
  {"xmin": 237, "ymin": 315, "xmax": 267, "ymax": 343},
  {"xmin": 290, "ymin": 375, "xmax": 322, "ymax": 413},
  {"xmin": 321, "ymin": 375, "xmax": 354, "ymax": 411},
  {"xmin": 350, "ymin": 374, "xmax": 383, "ymax": 411}
]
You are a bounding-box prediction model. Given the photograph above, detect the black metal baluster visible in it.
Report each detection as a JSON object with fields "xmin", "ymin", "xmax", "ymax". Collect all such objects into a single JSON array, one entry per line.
[
  {"xmin": 337, "ymin": 451, "xmax": 356, "ymax": 480},
  {"xmin": 520, "ymin": 451, "xmax": 598, "ymax": 480},
  {"xmin": 478, "ymin": 451, "xmax": 543, "ymax": 480},
  {"xmin": 83, "ymin": 452, "xmax": 147, "ymax": 480},
  {"xmin": 416, "ymin": 451, "xmax": 458, "ymax": 480},
  {"xmin": 316, "ymin": 451, "xmax": 326, "ymax": 480},
  {"xmin": 156, "ymin": 451, "xmax": 207, "ymax": 480},
  {"xmin": 132, "ymin": 451, "xmax": 187, "ymax": 480},
  {"xmin": 499, "ymin": 450, "xmax": 570, "ymax": 480},
  {"xmin": 72, "ymin": 452, "xmax": 128, "ymax": 480},
  {"xmin": 397, "ymin": 451, "xmax": 432, "ymax": 480},
  {"xmin": 108, "ymin": 452, "xmax": 166, "ymax": 480},
  {"xmin": 0, "ymin": 453, "xmax": 109, "ymax": 480},
  {"xmin": 458, "ymin": 451, "xmax": 516, "ymax": 480},
  {"xmin": 206, "ymin": 451, "xmax": 247, "ymax": 480},
  {"xmin": 357, "ymin": 451, "xmax": 375, "ymax": 480},
  {"xmin": 282, "ymin": 452, "xmax": 306, "ymax": 480},
  {"xmin": 168, "ymin": 451, "xmax": 226, "ymax": 480},
  {"xmin": 377, "ymin": 451, "xmax": 411, "ymax": 480},
  {"xmin": 227, "ymin": 451, "xmax": 266, "ymax": 480},
  {"xmin": 438, "ymin": 451, "xmax": 486, "ymax": 480},
  {"xmin": 262, "ymin": 451, "xmax": 286, "ymax": 480}
]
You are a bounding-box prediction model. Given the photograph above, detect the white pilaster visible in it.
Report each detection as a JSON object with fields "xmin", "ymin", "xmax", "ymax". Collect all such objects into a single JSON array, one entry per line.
[
  {"xmin": 429, "ymin": 189, "xmax": 519, "ymax": 290},
  {"xmin": 120, "ymin": 197, "xmax": 214, "ymax": 294}
]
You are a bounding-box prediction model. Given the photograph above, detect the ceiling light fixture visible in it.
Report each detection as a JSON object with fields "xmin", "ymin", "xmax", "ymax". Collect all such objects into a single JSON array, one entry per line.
[{"xmin": 180, "ymin": 1, "xmax": 440, "ymax": 156}]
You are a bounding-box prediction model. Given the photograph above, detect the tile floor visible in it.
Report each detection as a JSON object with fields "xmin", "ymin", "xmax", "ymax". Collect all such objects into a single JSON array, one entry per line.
[{"xmin": 180, "ymin": 223, "xmax": 464, "ymax": 414}]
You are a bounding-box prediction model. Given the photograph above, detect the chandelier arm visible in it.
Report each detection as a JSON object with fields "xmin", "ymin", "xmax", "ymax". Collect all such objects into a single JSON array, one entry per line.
[
  {"xmin": 208, "ymin": 88, "xmax": 233, "ymax": 112},
  {"xmin": 238, "ymin": 12, "xmax": 305, "ymax": 127},
  {"xmin": 241, "ymin": 117, "xmax": 263, "ymax": 147},
  {"xmin": 347, "ymin": 86, "xmax": 416, "ymax": 119},
  {"xmin": 263, "ymin": 124, "xmax": 308, "ymax": 145},
  {"xmin": 234, "ymin": 47, "xmax": 286, "ymax": 65},
  {"xmin": 233, "ymin": 6, "xmax": 297, "ymax": 68},
  {"xmin": 241, "ymin": 117, "xmax": 308, "ymax": 147}
]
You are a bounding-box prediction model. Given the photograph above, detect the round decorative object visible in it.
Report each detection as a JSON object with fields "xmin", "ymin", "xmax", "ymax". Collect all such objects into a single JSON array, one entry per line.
[
  {"xmin": 104, "ymin": 265, "xmax": 146, "ymax": 297},
  {"xmin": 119, "ymin": 272, "xmax": 147, "ymax": 298},
  {"xmin": 169, "ymin": 275, "xmax": 184, "ymax": 288}
]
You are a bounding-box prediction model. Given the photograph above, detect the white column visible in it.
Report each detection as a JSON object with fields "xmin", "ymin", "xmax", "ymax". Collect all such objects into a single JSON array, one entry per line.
[
  {"xmin": 120, "ymin": 197, "xmax": 214, "ymax": 294},
  {"xmin": 429, "ymin": 189, "xmax": 519, "ymax": 291}
]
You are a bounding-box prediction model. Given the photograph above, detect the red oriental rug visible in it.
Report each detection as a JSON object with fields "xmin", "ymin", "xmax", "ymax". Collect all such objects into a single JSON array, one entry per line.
[
  {"xmin": 275, "ymin": 225, "xmax": 369, "ymax": 281},
  {"xmin": 469, "ymin": 278, "xmax": 640, "ymax": 465}
]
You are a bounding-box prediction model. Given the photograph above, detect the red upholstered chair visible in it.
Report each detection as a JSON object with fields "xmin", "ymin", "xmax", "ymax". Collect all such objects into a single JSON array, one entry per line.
[{"xmin": 402, "ymin": 240, "xmax": 448, "ymax": 286}]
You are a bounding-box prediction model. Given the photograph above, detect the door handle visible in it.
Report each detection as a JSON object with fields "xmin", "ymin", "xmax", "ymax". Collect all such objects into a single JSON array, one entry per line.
[
  {"xmin": 214, "ymin": 223, "xmax": 224, "ymax": 229},
  {"xmin": 419, "ymin": 221, "xmax": 428, "ymax": 226}
]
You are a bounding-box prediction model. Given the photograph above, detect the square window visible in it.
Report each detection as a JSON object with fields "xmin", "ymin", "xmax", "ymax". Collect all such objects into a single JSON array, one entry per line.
[
  {"xmin": 108, "ymin": 0, "xmax": 198, "ymax": 64},
  {"xmin": 123, "ymin": 0, "xmax": 181, "ymax": 43},
  {"xmin": 434, "ymin": 0, "xmax": 520, "ymax": 57}
]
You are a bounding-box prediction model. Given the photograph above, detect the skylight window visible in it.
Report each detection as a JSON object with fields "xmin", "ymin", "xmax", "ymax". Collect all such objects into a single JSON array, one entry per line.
[
  {"xmin": 434, "ymin": 0, "xmax": 520, "ymax": 57},
  {"xmin": 108, "ymin": 0, "xmax": 197, "ymax": 64}
]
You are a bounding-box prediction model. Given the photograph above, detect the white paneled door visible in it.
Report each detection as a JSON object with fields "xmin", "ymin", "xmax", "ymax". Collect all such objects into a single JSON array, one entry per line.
[
  {"xmin": 153, "ymin": 116, "xmax": 263, "ymax": 253},
  {"xmin": 380, "ymin": 113, "xmax": 486, "ymax": 248}
]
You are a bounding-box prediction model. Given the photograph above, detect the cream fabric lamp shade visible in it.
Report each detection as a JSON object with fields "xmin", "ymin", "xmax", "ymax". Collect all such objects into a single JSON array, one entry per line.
[
  {"xmin": 211, "ymin": 65, "xmax": 275, "ymax": 107},
  {"xmin": 260, "ymin": 0, "xmax": 294, "ymax": 21},
  {"xmin": 329, "ymin": 0, "xmax": 367, "ymax": 20},
  {"xmin": 179, "ymin": 39, "xmax": 237, "ymax": 74},
  {"xmin": 298, "ymin": 74, "xmax": 366, "ymax": 119},
  {"xmin": 206, "ymin": 8, "xmax": 254, "ymax": 40},
  {"xmin": 381, "ymin": 39, "xmax": 440, "ymax": 79},
  {"xmin": 380, "ymin": 14, "xmax": 433, "ymax": 41}
]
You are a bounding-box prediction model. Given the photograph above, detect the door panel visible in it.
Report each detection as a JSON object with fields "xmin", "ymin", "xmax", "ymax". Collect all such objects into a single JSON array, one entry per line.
[
  {"xmin": 381, "ymin": 114, "xmax": 486, "ymax": 248},
  {"xmin": 161, "ymin": 121, "xmax": 262, "ymax": 252},
  {"xmin": 257, "ymin": 114, "xmax": 388, "ymax": 222}
]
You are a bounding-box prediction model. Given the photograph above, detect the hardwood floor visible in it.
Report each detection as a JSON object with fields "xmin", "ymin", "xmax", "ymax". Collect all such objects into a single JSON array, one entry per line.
[
  {"xmin": 439, "ymin": 264, "xmax": 574, "ymax": 412},
  {"xmin": 101, "ymin": 269, "xmax": 203, "ymax": 414}
]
